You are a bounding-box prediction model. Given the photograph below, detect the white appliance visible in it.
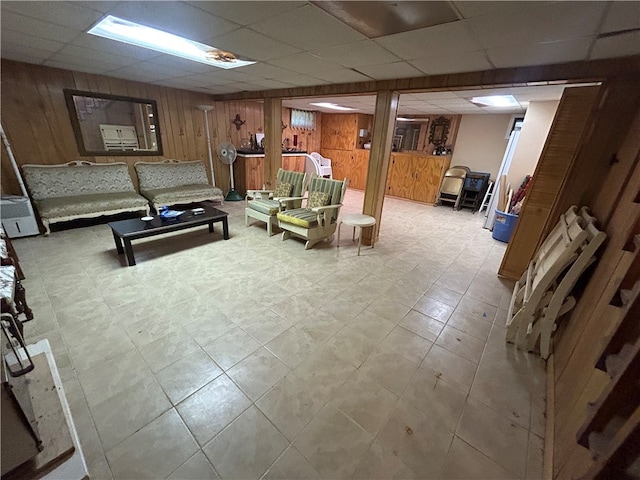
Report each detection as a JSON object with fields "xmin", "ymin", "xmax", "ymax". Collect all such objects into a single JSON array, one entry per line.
[
  {"xmin": 1, "ymin": 124, "xmax": 40, "ymax": 237},
  {"xmin": 483, "ymin": 121, "xmax": 522, "ymax": 230}
]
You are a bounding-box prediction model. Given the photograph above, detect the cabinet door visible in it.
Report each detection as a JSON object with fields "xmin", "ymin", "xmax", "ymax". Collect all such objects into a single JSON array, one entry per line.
[
  {"xmin": 386, "ymin": 154, "xmax": 413, "ymax": 199},
  {"xmin": 350, "ymin": 150, "xmax": 369, "ymax": 190},
  {"xmin": 321, "ymin": 114, "xmax": 356, "ymax": 151}
]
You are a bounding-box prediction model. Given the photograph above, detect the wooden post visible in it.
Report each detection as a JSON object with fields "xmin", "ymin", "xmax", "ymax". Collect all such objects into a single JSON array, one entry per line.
[
  {"xmin": 361, "ymin": 90, "xmax": 399, "ymax": 246},
  {"xmin": 263, "ymin": 98, "xmax": 282, "ymax": 189}
]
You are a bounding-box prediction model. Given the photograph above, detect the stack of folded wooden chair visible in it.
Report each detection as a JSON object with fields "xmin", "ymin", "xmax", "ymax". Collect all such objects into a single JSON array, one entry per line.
[{"xmin": 505, "ymin": 206, "xmax": 607, "ymax": 359}]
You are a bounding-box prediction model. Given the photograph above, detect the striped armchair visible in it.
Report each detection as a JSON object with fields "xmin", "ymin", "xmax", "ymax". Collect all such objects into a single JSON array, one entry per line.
[
  {"xmin": 245, "ymin": 168, "xmax": 308, "ymax": 236},
  {"xmin": 277, "ymin": 174, "xmax": 348, "ymax": 250}
]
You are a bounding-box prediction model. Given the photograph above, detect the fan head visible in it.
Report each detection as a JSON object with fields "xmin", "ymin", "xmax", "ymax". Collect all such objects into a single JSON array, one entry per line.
[{"xmin": 217, "ymin": 142, "xmax": 237, "ymax": 164}]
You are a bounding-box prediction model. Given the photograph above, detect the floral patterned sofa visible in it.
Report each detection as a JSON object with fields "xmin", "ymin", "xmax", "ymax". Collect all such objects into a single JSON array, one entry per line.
[
  {"xmin": 22, "ymin": 161, "xmax": 150, "ymax": 235},
  {"xmin": 134, "ymin": 160, "xmax": 224, "ymax": 213}
]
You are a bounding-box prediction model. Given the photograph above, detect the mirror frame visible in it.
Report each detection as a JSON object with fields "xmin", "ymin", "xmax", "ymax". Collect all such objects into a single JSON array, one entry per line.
[
  {"xmin": 428, "ymin": 116, "xmax": 450, "ymax": 147},
  {"xmin": 64, "ymin": 89, "xmax": 163, "ymax": 156}
]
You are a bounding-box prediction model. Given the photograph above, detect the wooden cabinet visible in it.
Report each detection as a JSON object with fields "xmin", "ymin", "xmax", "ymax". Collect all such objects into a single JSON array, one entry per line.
[
  {"xmin": 350, "ymin": 150, "xmax": 369, "ymax": 190},
  {"xmin": 386, "ymin": 153, "xmax": 451, "ymax": 204},
  {"xmin": 321, "ymin": 114, "xmax": 358, "ymax": 150},
  {"xmin": 282, "ymin": 155, "xmax": 305, "ymax": 172}
]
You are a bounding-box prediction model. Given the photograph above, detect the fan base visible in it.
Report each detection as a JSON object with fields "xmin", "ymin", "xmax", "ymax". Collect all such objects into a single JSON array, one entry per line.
[{"xmin": 225, "ymin": 189, "xmax": 244, "ymax": 202}]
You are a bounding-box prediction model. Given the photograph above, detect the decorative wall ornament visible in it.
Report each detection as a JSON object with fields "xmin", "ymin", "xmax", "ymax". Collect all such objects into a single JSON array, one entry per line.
[
  {"xmin": 232, "ymin": 114, "xmax": 246, "ymax": 130},
  {"xmin": 429, "ymin": 116, "xmax": 450, "ymax": 147}
]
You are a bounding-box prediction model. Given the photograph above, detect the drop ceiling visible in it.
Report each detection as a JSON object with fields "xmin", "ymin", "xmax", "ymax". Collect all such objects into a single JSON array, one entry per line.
[{"xmin": 1, "ymin": 1, "xmax": 638, "ymax": 115}]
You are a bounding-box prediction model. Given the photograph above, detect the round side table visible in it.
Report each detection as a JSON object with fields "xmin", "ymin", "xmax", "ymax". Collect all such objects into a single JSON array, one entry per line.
[{"xmin": 337, "ymin": 213, "xmax": 376, "ymax": 256}]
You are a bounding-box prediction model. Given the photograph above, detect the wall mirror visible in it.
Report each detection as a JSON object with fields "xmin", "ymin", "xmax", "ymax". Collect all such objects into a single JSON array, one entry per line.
[
  {"xmin": 428, "ymin": 116, "xmax": 450, "ymax": 147},
  {"xmin": 64, "ymin": 89, "xmax": 162, "ymax": 156}
]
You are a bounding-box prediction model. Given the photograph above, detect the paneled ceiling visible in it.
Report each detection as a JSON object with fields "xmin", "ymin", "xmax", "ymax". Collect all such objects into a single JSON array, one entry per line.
[{"xmin": 1, "ymin": 1, "xmax": 638, "ymax": 115}]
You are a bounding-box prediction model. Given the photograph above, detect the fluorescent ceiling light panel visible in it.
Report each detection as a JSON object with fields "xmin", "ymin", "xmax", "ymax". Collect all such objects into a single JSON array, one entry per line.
[
  {"xmin": 88, "ymin": 16, "xmax": 255, "ymax": 69},
  {"xmin": 397, "ymin": 117, "xmax": 430, "ymax": 122},
  {"xmin": 471, "ymin": 95, "xmax": 519, "ymax": 107},
  {"xmin": 310, "ymin": 102, "xmax": 357, "ymax": 111}
]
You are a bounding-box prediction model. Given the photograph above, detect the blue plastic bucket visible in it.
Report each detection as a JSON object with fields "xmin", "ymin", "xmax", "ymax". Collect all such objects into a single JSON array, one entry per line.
[{"xmin": 492, "ymin": 210, "xmax": 518, "ymax": 243}]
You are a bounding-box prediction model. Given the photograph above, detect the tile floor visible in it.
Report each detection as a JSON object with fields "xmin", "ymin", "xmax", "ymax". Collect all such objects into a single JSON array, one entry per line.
[{"xmin": 15, "ymin": 189, "xmax": 546, "ymax": 479}]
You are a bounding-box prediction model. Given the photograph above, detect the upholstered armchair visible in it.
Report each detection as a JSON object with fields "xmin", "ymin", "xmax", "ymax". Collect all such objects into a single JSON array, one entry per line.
[
  {"xmin": 245, "ymin": 168, "xmax": 308, "ymax": 236},
  {"xmin": 277, "ymin": 174, "xmax": 348, "ymax": 250}
]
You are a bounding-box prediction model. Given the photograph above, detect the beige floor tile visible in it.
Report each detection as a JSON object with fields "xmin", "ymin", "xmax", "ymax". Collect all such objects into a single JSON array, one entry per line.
[
  {"xmin": 203, "ymin": 406, "xmax": 288, "ymax": 480},
  {"xmin": 366, "ymin": 297, "xmax": 411, "ymax": 323},
  {"xmin": 402, "ymin": 367, "xmax": 467, "ymax": 433},
  {"xmin": 434, "ymin": 268, "xmax": 473, "ymax": 295},
  {"xmin": 436, "ymin": 325, "xmax": 486, "ymax": 365},
  {"xmin": 227, "ymin": 347, "xmax": 290, "ymax": 400},
  {"xmin": 440, "ymin": 437, "xmax": 514, "ymax": 480},
  {"xmin": 256, "ymin": 372, "xmax": 329, "ymax": 441},
  {"xmin": 413, "ymin": 295, "xmax": 455, "ymax": 323},
  {"xmin": 380, "ymin": 325, "xmax": 433, "ymax": 364},
  {"xmin": 294, "ymin": 346, "xmax": 357, "ymax": 398},
  {"xmin": 351, "ymin": 440, "xmax": 420, "ymax": 479},
  {"xmin": 318, "ymin": 296, "xmax": 369, "ymax": 323},
  {"xmin": 202, "ymin": 326, "xmax": 261, "ymax": 370},
  {"xmin": 425, "ymin": 284, "xmax": 463, "ymax": 308},
  {"xmin": 399, "ymin": 310, "xmax": 445, "ymax": 342},
  {"xmin": 155, "ymin": 349, "xmax": 223, "ymax": 404},
  {"xmin": 457, "ymin": 296, "xmax": 499, "ymax": 322},
  {"xmin": 106, "ymin": 409, "xmax": 198, "ymax": 479},
  {"xmin": 168, "ymin": 451, "xmax": 219, "ymax": 480},
  {"xmin": 262, "ymin": 446, "xmax": 320, "ymax": 480},
  {"xmin": 331, "ymin": 371, "xmax": 398, "ymax": 436},
  {"xmin": 177, "ymin": 374, "xmax": 251, "ymax": 445},
  {"xmin": 236, "ymin": 310, "xmax": 292, "ymax": 344},
  {"xmin": 138, "ymin": 329, "xmax": 202, "ymax": 373},
  {"xmin": 322, "ymin": 326, "xmax": 376, "ymax": 368},
  {"xmin": 265, "ymin": 326, "xmax": 322, "ymax": 368},
  {"xmin": 382, "ymin": 280, "xmax": 426, "ymax": 307},
  {"xmin": 376, "ymin": 398, "xmax": 454, "ymax": 478},
  {"xmin": 182, "ymin": 314, "xmax": 235, "ymax": 347},
  {"xmin": 295, "ymin": 310, "xmax": 345, "ymax": 344},
  {"xmin": 358, "ymin": 347, "xmax": 419, "ymax": 396},
  {"xmin": 348, "ymin": 309, "xmax": 396, "ymax": 343},
  {"xmin": 294, "ymin": 405, "xmax": 373, "ymax": 479},
  {"xmin": 447, "ymin": 310, "xmax": 493, "ymax": 341},
  {"xmin": 91, "ymin": 375, "xmax": 171, "ymax": 451},
  {"xmin": 457, "ymin": 398, "xmax": 529, "ymax": 478},
  {"xmin": 421, "ymin": 344, "xmax": 478, "ymax": 393},
  {"xmin": 67, "ymin": 324, "xmax": 136, "ymax": 370},
  {"xmin": 271, "ymin": 294, "xmax": 317, "ymax": 323}
]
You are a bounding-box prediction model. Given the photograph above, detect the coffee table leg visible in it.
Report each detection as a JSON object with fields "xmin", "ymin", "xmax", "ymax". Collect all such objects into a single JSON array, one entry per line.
[
  {"xmin": 123, "ymin": 239, "xmax": 136, "ymax": 266},
  {"xmin": 222, "ymin": 217, "xmax": 229, "ymax": 240},
  {"xmin": 209, "ymin": 221, "xmax": 214, "ymax": 233},
  {"xmin": 112, "ymin": 230, "xmax": 124, "ymax": 254}
]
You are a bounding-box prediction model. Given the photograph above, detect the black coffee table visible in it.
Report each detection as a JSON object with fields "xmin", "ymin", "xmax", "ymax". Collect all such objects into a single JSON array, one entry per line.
[{"xmin": 108, "ymin": 206, "xmax": 229, "ymax": 266}]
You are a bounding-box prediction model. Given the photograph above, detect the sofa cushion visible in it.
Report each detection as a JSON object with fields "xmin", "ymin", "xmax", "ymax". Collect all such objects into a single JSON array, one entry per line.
[
  {"xmin": 23, "ymin": 163, "xmax": 137, "ymax": 199},
  {"xmin": 140, "ymin": 184, "xmax": 223, "ymax": 207},
  {"xmin": 135, "ymin": 161, "xmax": 210, "ymax": 191},
  {"xmin": 273, "ymin": 181, "xmax": 292, "ymax": 198},
  {"xmin": 247, "ymin": 199, "xmax": 281, "ymax": 216},
  {"xmin": 307, "ymin": 191, "xmax": 330, "ymax": 209},
  {"xmin": 34, "ymin": 192, "xmax": 149, "ymax": 218},
  {"xmin": 277, "ymin": 208, "xmax": 319, "ymax": 229}
]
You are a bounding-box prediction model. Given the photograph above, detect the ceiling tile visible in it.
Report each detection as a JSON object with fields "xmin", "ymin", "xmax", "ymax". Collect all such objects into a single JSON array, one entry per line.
[
  {"xmin": 268, "ymin": 53, "xmax": 345, "ymax": 75},
  {"xmin": 410, "ymin": 50, "xmax": 492, "ymax": 75},
  {"xmin": 1, "ymin": 10, "xmax": 82, "ymax": 42},
  {"xmin": 0, "ymin": 42, "xmax": 52, "ymax": 64},
  {"xmin": 193, "ymin": 84, "xmax": 240, "ymax": 94},
  {"xmin": 468, "ymin": 1, "xmax": 607, "ymax": 49},
  {"xmin": 146, "ymin": 55, "xmax": 221, "ymax": 74},
  {"xmin": 68, "ymin": 1, "xmax": 119, "ymax": 14},
  {"xmin": 57, "ymin": 44, "xmax": 140, "ymax": 68},
  {"xmin": 107, "ymin": 1, "xmax": 241, "ymax": 42},
  {"xmin": 190, "ymin": 1, "xmax": 306, "ymax": 26},
  {"xmin": 44, "ymin": 53, "xmax": 118, "ymax": 74},
  {"xmin": 230, "ymin": 82, "xmax": 269, "ymax": 92},
  {"xmin": 1, "ymin": 30, "xmax": 66, "ymax": 53},
  {"xmin": 487, "ymin": 38, "xmax": 592, "ymax": 68},
  {"xmin": 239, "ymin": 63, "xmax": 296, "ymax": 79},
  {"xmin": 375, "ymin": 21, "xmax": 479, "ymax": 60},
  {"xmin": 116, "ymin": 61, "xmax": 201, "ymax": 79},
  {"xmin": 284, "ymin": 75, "xmax": 331, "ymax": 87},
  {"xmin": 601, "ymin": 1, "xmax": 640, "ymax": 33},
  {"xmin": 310, "ymin": 68, "xmax": 373, "ymax": 84},
  {"xmin": 453, "ymin": 1, "xmax": 547, "ymax": 19},
  {"xmin": 209, "ymin": 28, "xmax": 301, "ymax": 62},
  {"xmin": 70, "ymin": 34, "xmax": 162, "ymax": 61},
  {"xmin": 249, "ymin": 79, "xmax": 297, "ymax": 90},
  {"xmin": 1, "ymin": 1, "xmax": 105, "ymax": 31},
  {"xmin": 1, "ymin": 51, "xmax": 45, "ymax": 65},
  {"xmin": 250, "ymin": 4, "xmax": 366, "ymax": 51},
  {"xmin": 355, "ymin": 61, "xmax": 423, "ymax": 80},
  {"xmin": 590, "ymin": 31, "xmax": 640, "ymax": 59},
  {"xmin": 176, "ymin": 73, "xmax": 236, "ymax": 86},
  {"xmin": 312, "ymin": 40, "xmax": 402, "ymax": 68}
]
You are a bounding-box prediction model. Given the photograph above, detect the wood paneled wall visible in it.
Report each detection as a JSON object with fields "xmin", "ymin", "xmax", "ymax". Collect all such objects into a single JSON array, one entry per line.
[{"xmin": 0, "ymin": 60, "xmax": 322, "ymax": 196}]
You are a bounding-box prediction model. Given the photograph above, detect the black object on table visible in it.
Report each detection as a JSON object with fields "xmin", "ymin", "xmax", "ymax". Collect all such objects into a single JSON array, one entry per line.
[{"xmin": 108, "ymin": 205, "xmax": 229, "ymax": 266}]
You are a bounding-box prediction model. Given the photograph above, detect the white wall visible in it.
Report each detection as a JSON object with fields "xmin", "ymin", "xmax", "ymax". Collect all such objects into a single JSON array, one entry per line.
[
  {"xmin": 507, "ymin": 100, "xmax": 559, "ymax": 189},
  {"xmin": 451, "ymin": 114, "xmax": 511, "ymax": 178}
]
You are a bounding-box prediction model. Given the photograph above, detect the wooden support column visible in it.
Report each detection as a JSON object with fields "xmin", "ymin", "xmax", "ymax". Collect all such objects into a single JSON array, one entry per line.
[
  {"xmin": 263, "ymin": 97, "xmax": 282, "ymax": 189},
  {"xmin": 361, "ymin": 90, "xmax": 399, "ymax": 246}
]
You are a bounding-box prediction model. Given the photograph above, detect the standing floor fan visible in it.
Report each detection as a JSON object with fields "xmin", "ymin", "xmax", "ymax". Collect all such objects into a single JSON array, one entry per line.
[{"xmin": 217, "ymin": 142, "xmax": 243, "ymax": 201}]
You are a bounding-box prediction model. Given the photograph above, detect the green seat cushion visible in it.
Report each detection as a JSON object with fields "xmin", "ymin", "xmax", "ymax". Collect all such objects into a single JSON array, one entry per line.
[
  {"xmin": 277, "ymin": 208, "xmax": 318, "ymax": 228},
  {"xmin": 247, "ymin": 198, "xmax": 281, "ymax": 216},
  {"xmin": 35, "ymin": 192, "xmax": 148, "ymax": 218},
  {"xmin": 141, "ymin": 185, "xmax": 223, "ymax": 205}
]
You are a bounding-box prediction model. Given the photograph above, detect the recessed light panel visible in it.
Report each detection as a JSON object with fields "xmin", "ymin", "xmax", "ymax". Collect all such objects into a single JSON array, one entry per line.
[
  {"xmin": 88, "ymin": 16, "xmax": 255, "ymax": 69},
  {"xmin": 310, "ymin": 102, "xmax": 358, "ymax": 111},
  {"xmin": 471, "ymin": 95, "xmax": 519, "ymax": 107}
]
